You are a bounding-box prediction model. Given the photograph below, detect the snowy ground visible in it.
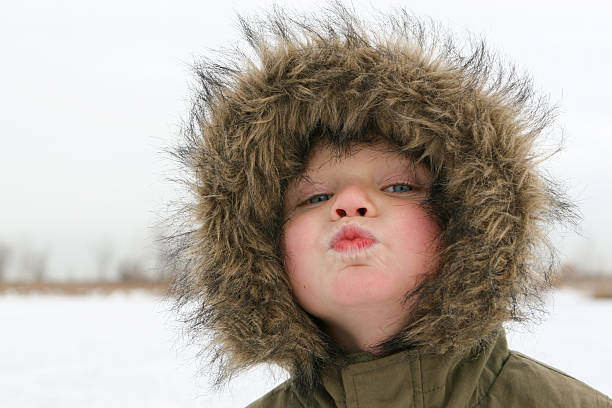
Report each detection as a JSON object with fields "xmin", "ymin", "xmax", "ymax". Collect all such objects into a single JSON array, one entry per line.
[{"xmin": 1, "ymin": 288, "xmax": 609, "ymax": 407}]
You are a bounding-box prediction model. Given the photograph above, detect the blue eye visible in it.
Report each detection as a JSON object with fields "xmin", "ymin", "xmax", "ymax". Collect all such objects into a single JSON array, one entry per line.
[
  {"xmin": 301, "ymin": 184, "xmax": 414, "ymax": 206},
  {"xmin": 386, "ymin": 184, "xmax": 413, "ymax": 193},
  {"xmin": 306, "ymin": 194, "xmax": 332, "ymax": 204}
]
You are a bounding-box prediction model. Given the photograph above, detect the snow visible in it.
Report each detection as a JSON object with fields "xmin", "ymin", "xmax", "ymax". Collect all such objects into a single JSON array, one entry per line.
[
  {"xmin": 504, "ymin": 289, "xmax": 612, "ymax": 395},
  {"xmin": 1, "ymin": 288, "xmax": 609, "ymax": 407}
]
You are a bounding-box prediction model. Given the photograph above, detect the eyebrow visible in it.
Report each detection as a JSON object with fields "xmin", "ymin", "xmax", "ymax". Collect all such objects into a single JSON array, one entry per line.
[
  {"xmin": 295, "ymin": 166, "xmax": 423, "ymax": 189},
  {"xmin": 298, "ymin": 173, "xmax": 319, "ymax": 183},
  {"xmin": 291, "ymin": 174, "xmax": 324, "ymax": 194}
]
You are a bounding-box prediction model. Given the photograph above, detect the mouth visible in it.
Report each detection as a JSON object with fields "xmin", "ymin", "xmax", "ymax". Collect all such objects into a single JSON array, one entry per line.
[{"xmin": 330, "ymin": 224, "xmax": 377, "ymax": 252}]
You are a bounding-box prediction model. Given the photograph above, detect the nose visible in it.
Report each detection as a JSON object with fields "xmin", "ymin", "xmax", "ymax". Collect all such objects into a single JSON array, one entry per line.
[{"xmin": 330, "ymin": 185, "xmax": 378, "ymax": 219}]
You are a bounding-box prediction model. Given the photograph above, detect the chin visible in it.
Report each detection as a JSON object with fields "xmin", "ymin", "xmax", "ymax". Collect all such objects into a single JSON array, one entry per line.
[{"xmin": 328, "ymin": 266, "xmax": 409, "ymax": 307}]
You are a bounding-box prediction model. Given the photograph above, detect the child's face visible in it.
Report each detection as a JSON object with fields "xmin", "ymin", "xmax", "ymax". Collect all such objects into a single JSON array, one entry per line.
[{"xmin": 282, "ymin": 141, "xmax": 441, "ymax": 330}]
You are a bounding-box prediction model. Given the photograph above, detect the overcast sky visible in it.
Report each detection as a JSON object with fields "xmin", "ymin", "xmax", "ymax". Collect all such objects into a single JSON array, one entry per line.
[{"xmin": 1, "ymin": 0, "xmax": 611, "ymax": 280}]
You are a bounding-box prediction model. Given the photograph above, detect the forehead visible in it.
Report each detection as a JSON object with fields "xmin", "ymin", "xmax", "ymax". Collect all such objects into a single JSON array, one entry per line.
[{"xmin": 303, "ymin": 140, "xmax": 427, "ymax": 177}]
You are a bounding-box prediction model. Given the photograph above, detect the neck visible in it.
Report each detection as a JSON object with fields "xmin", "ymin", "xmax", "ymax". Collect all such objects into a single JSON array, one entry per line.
[{"xmin": 322, "ymin": 301, "xmax": 410, "ymax": 355}]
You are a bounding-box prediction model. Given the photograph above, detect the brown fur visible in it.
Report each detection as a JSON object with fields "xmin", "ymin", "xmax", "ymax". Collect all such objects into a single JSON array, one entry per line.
[{"xmin": 164, "ymin": 1, "xmax": 578, "ymax": 395}]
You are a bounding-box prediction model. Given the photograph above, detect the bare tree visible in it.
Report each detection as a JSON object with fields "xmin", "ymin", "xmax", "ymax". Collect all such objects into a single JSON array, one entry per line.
[
  {"xmin": 118, "ymin": 258, "xmax": 148, "ymax": 283},
  {"xmin": 94, "ymin": 242, "xmax": 113, "ymax": 282},
  {"xmin": 19, "ymin": 248, "xmax": 47, "ymax": 283},
  {"xmin": 0, "ymin": 243, "xmax": 11, "ymax": 282}
]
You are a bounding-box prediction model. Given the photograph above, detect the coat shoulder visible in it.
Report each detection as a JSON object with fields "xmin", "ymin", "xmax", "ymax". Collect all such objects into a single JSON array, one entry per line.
[
  {"xmin": 480, "ymin": 350, "xmax": 610, "ymax": 407},
  {"xmin": 245, "ymin": 380, "xmax": 304, "ymax": 408}
]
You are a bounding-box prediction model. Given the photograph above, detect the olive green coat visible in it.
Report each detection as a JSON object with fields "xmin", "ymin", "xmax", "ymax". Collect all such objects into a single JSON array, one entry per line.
[{"xmin": 248, "ymin": 329, "xmax": 609, "ymax": 407}]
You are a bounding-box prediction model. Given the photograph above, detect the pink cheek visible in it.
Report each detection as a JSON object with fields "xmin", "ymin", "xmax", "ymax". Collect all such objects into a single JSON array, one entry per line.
[
  {"xmin": 285, "ymin": 214, "xmax": 320, "ymax": 252},
  {"xmin": 283, "ymin": 217, "xmax": 317, "ymax": 283},
  {"xmin": 389, "ymin": 208, "xmax": 441, "ymax": 271},
  {"xmin": 399, "ymin": 207, "xmax": 439, "ymax": 237}
]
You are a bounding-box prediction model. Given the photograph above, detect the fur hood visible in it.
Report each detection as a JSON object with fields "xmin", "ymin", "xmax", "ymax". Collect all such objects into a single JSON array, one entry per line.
[{"xmin": 167, "ymin": 2, "xmax": 576, "ymax": 394}]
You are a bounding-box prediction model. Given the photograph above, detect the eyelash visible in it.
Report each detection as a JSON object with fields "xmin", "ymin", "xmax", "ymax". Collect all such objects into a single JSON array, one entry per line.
[{"xmin": 301, "ymin": 183, "xmax": 415, "ymax": 206}]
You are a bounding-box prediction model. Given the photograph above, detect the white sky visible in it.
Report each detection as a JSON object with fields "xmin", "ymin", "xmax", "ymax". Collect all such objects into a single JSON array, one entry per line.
[{"xmin": 1, "ymin": 0, "xmax": 611, "ymax": 279}]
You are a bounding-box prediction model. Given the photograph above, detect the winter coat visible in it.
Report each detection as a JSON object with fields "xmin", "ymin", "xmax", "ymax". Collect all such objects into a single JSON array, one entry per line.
[
  {"xmin": 167, "ymin": 2, "xmax": 610, "ymax": 406},
  {"xmin": 247, "ymin": 328, "xmax": 610, "ymax": 407}
]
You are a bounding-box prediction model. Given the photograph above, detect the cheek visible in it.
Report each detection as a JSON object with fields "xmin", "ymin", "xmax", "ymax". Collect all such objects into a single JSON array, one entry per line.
[
  {"xmin": 282, "ymin": 216, "xmax": 330, "ymax": 317},
  {"xmin": 390, "ymin": 206, "xmax": 441, "ymax": 272},
  {"xmin": 282, "ymin": 215, "xmax": 320, "ymax": 294}
]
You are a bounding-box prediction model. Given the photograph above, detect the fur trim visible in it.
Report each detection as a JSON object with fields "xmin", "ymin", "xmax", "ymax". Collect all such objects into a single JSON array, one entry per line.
[{"xmin": 164, "ymin": 1, "xmax": 578, "ymax": 392}]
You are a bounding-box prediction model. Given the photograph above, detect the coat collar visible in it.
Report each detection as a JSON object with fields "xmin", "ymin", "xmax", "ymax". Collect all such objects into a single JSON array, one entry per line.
[{"xmin": 319, "ymin": 329, "xmax": 508, "ymax": 407}]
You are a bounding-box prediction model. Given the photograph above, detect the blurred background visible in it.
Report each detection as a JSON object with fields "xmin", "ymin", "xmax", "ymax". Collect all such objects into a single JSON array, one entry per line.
[{"xmin": 1, "ymin": 0, "xmax": 610, "ymax": 406}]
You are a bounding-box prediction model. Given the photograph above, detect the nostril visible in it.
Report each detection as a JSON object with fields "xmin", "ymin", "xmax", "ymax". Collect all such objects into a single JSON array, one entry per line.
[{"xmin": 336, "ymin": 208, "xmax": 368, "ymax": 217}]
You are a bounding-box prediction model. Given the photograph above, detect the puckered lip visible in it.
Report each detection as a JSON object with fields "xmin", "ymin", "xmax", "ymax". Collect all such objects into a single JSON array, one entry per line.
[{"xmin": 329, "ymin": 223, "xmax": 378, "ymax": 249}]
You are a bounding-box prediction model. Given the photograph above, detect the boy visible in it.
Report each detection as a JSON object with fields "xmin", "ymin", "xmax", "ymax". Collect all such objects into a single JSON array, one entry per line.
[{"xmin": 168, "ymin": 2, "xmax": 610, "ymax": 406}]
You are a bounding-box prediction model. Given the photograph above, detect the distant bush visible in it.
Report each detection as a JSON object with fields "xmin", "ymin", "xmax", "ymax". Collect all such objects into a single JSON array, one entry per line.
[
  {"xmin": 118, "ymin": 259, "xmax": 150, "ymax": 282},
  {"xmin": 0, "ymin": 244, "xmax": 11, "ymax": 282},
  {"xmin": 555, "ymin": 263, "xmax": 612, "ymax": 299},
  {"xmin": 19, "ymin": 248, "xmax": 47, "ymax": 283}
]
